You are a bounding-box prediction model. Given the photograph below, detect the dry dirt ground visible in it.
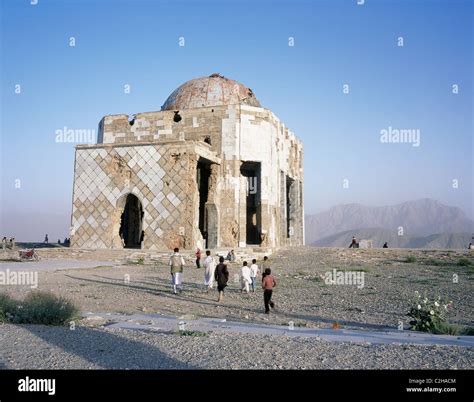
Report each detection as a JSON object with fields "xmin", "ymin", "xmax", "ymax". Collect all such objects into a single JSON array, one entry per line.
[{"xmin": 0, "ymin": 247, "xmax": 473, "ymax": 369}]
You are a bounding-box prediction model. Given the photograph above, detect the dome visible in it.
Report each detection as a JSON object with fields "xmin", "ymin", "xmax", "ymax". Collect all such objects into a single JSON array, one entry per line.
[{"xmin": 161, "ymin": 73, "xmax": 261, "ymax": 111}]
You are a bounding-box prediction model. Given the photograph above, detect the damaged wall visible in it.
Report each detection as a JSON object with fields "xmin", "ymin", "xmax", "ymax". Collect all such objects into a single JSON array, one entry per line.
[
  {"xmin": 73, "ymin": 94, "xmax": 304, "ymax": 250},
  {"xmin": 237, "ymin": 105, "xmax": 304, "ymax": 248},
  {"xmin": 98, "ymin": 106, "xmax": 231, "ymax": 154},
  {"xmin": 71, "ymin": 142, "xmax": 209, "ymax": 250}
]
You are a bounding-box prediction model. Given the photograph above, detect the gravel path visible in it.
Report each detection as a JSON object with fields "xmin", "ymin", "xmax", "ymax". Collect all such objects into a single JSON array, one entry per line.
[
  {"xmin": 0, "ymin": 323, "xmax": 472, "ymax": 369},
  {"xmin": 88, "ymin": 312, "xmax": 474, "ymax": 346},
  {"xmin": 0, "ymin": 259, "xmax": 115, "ymax": 272}
]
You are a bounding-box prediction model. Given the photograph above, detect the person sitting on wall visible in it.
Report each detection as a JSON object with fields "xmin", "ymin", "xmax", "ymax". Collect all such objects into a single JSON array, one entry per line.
[
  {"xmin": 348, "ymin": 236, "xmax": 358, "ymax": 248},
  {"xmin": 226, "ymin": 250, "xmax": 235, "ymax": 262}
]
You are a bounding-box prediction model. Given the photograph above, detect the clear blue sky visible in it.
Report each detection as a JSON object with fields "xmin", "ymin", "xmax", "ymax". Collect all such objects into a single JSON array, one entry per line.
[{"xmin": 1, "ymin": 0, "xmax": 472, "ymax": 241}]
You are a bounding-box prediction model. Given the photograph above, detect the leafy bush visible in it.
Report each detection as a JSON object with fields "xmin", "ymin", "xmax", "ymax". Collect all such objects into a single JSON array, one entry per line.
[
  {"xmin": 0, "ymin": 293, "xmax": 16, "ymax": 322},
  {"xmin": 431, "ymin": 321, "xmax": 460, "ymax": 336},
  {"xmin": 457, "ymin": 258, "xmax": 472, "ymax": 267},
  {"xmin": 0, "ymin": 291, "xmax": 79, "ymax": 326},
  {"xmin": 405, "ymin": 256, "xmax": 417, "ymax": 263},
  {"xmin": 407, "ymin": 292, "xmax": 454, "ymax": 334},
  {"xmin": 461, "ymin": 327, "xmax": 474, "ymax": 336}
]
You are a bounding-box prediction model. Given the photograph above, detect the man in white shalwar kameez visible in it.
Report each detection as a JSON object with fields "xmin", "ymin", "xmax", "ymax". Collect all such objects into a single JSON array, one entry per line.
[
  {"xmin": 240, "ymin": 261, "xmax": 252, "ymax": 293},
  {"xmin": 203, "ymin": 250, "xmax": 216, "ymax": 290}
]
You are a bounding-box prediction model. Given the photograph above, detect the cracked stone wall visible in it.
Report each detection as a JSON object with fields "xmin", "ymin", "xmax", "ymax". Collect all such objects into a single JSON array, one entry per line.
[
  {"xmin": 99, "ymin": 106, "xmax": 229, "ymax": 153},
  {"xmin": 73, "ymin": 103, "xmax": 303, "ymax": 250},
  {"xmin": 71, "ymin": 143, "xmax": 202, "ymax": 250},
  {"xmin": 237, "ymin": 105, "xmax": 304, "ymax": 247}
]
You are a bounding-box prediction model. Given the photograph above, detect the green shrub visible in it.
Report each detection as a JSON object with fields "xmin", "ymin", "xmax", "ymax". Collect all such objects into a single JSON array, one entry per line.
[
  {"xmin": 0, "ymin": 293, "xmax": 15, "ymax": 322},
  {"xmin": 405, "ymin": 256, "xmax": 417, "ymax": 263},
  {"xmin": 0, "ymin": 291, "xmax": 79, "ymax": 326},
  {"xmin": 431, "ymin": 321, "xmax": 460, "ymax": 336},
  {"xmin": 407, "ymin": 292, "xmax": 455, "ymax": 335},
  {"xmin": 461, "ymin": 327, "xmax": 474, "ymax": 336},
  {"xmin": 457, "ymin": 258, "xmax": 472, "ymax": 267}
]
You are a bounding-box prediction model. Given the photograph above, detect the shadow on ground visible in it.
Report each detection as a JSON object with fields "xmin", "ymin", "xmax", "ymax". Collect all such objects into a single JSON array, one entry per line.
[
  {"xmin": 19, "ymin": 325, "xmax": 194, "ymax": 369},
  {"xmin": 65, "ymin": 274, "xmax": 264, "ymax": 315},
  {"xmin": 64, "ymin": 274, "xmax": 392, "ymax": 331}
]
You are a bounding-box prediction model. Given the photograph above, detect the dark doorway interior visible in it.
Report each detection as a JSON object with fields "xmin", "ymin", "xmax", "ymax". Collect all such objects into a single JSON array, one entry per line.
[
  {"xmin": 197, "ymin": 159, "xmax": 211, "ymax": 245},
  {"xmin": 206, "ymin": 203, "xmax": 218, "ymax": 249},
  {"xmin": 286, "ymin": 176, "xmax": 295, "ymax": 238},
  {"xmin": 119, "ymin": 194, "xmax": 143, "ymax": 248},
  {"xmin": 241, "ymin": 161, "xmax": 261, "ymax": 245}
]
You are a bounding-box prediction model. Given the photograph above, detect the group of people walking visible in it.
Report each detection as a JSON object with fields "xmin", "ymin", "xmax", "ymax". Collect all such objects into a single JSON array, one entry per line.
[{"xmin": 168, "ymin": 248, "xmax": 277, "ymax": 314}]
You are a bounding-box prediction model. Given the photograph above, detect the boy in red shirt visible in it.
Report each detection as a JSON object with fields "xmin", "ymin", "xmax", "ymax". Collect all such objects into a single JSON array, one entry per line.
[{"xmin": 262, "ymin": 268, "xmax": 276, "ymax": 314}]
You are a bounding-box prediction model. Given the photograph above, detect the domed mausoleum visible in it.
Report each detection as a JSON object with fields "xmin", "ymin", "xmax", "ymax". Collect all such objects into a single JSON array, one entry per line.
[{"xmin": 70, "ymin": 74, "xmax": 304, "ymax": 250}]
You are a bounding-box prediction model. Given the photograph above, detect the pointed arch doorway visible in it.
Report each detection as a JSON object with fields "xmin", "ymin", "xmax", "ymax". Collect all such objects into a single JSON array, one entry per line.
[{"xmin": 119, "ymin": 193, "xmax": 143, "ymax": 249}]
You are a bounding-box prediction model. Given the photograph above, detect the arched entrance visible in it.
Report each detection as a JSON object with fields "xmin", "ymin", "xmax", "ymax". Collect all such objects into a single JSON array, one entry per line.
[{"xmin": 119, "ymin": 194, "xmax": 143, "ymax": 248}]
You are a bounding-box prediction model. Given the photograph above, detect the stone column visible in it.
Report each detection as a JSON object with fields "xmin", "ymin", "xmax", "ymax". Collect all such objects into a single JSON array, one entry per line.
[{"xmin": 205, "ymin": 163, "xmax": 220, "ymax": 248}]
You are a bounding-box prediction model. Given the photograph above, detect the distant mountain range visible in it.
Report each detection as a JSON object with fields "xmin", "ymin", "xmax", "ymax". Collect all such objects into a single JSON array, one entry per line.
[
  {"xmin": 311, "ymin": 228, "xmax": 473, "ymax": 249},
  {"xmin": 305, "ymin": 199, "xmax": 473, "ymax": 249}
]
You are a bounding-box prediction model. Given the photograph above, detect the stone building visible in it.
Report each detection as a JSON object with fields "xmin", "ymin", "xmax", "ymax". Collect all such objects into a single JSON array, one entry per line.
[{"xmin": 70, "ymin": 74, "xmax": 304, "ymax": 250}]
